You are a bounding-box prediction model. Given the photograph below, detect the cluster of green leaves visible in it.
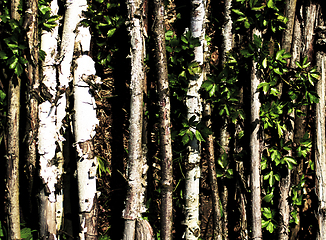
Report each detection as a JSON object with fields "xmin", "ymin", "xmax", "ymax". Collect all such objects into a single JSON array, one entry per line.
[
  {"xmin": 38, "ymin": 0, "xmax": 61, "ymax": 31},
  {"xmin": 202, "ymin": 55, "xmax": 244, "ymax": 124},
  {"xmin": 166, "ymin": 29, "xmax": 201, "ymax": 100},
  {"xmin": 166, "ymin": 29, "xmax": 212, "ymax": 146},
  {"xmin": 241, "ymin": 34, "xmax": 318, "ymax": 233},
  {"xmin": 233, "ymin": 0, "xmax": 287, "ymax": 33},
  {"xmin": 0, "ymin": 0, "xmax": 27, "ymax": 77},
  {"xmin": 82, "ymin": 0, "xmax": 124, "ymax": 68}
]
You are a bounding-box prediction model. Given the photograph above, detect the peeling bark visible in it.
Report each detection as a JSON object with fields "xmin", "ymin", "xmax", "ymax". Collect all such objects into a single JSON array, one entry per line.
[
  {"xmin": 73, "ymin": 27, "xmax": 100, "ymax": 237},
  {"xmin": 38, "ymin": 0, "xmax": 59, "ymax": 237}
]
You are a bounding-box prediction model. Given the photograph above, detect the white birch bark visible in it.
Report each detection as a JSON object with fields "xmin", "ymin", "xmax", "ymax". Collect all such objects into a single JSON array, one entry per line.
[
  {"xmin": 184, "ymin": 1, "xmax": 206, "ymax": 239},
  {"xmin": 38, "ymin": 0, "xmax": 59, "ymax": 238},
  {"xmin": 58, "ymin": 0, "xmax": 87, "ymax": 136},
  {"xmin": 72, "ymin": 6, "xmax": 99, "ymax": 237},
  {"xmin": 73, "ymin": 53, "xmax": 99, "ymax": 240}
]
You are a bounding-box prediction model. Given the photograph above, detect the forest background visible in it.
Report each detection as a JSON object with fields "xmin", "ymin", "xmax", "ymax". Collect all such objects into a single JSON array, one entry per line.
[{"xmin": 1, "ymin": 0, "xmax": 326, "ymax": 239}]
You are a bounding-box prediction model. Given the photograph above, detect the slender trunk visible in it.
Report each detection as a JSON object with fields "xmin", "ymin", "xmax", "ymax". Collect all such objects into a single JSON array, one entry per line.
[
  {"xmin": 73, "ymin": 51, "xmax": 99, "ymax": 240},
  {"xmin": 184, "ymin": 1, "xmax": 205, "ymax": 239},
  {"xmin": 153, "ymin": 0, "xmax": 173, "ymax": 239},
  {"xmin": 6, "ymin": 75, "xmax": 21, "ymax": 240},
  {"xmin": 38, "ymin": 0, "xmax": 59, "ymax": 238},
  {"xmin": 219, "ymin": 1, "xmax": 233, "ymax": 238},
  {"xmin": 250, "ymin": 28, "xmax": 262, "ymax": 240},
  {"xmin": 203, "ymin": 102, "xmax": 223, "ymax": 240},
  {"xmin": 23, "ymin": 0, "xmax": 39, "ymax": 217},
  {"xmin": 6, "ymin": 1, "xmax": 21, "ymax": 239},
  {"xmin": 289, "ymin": 11, "xmax": 303, "ymax": 240},
  {"xmin": 278, "ymin": 1, "xmax": 297, "ymax": 239},
  {"xmin": 315, "ymin": 19, "xmax": 326, "ymax": 240},
  {"xmin": 123, "ymin": 0, "xmax": 152, "ymax": 239}
]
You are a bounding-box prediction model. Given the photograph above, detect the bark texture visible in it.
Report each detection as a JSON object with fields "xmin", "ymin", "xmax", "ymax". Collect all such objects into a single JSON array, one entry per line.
[
  {"xmin": 278, "ymin": 1, "xmax": 297, "ymax": 239},
  {"xmin": 73, "ymin": 24, "xmax": 100, "ymax": 239},
  {"xmin": 250, "ymin": 28, "xmax": 262, "ymax": 240},
  {"xmin": 315, "ymin": 22, "xmax": 326, "ymax": 240},
  {"xmin": 153, "ymin": 0, "xmax": 173, "ymax": 239},
  {"xmin": 219, "ymin": 1, "xmax": 233, "ymax": 238},
  {"xmin": 6, "ymin": 1, "xmax": 21, "ymax": 239},
  {"xmin": 184, "ymin": 1, "xmax": 206, "ymax": 239},
  {"xmin": 203, "ymin": 102, "xmax": 223, "ymax": 240},
  {"xmin": 38, "ymin": 0, "xmax": 60, "ymax": 238},
  {"xmin": 123, "ymin": 0, "xmax": 152, "ymax": 239},
  {"xmin": 24, "ymin": 0, "xmax": 39, "ymax": 215}
]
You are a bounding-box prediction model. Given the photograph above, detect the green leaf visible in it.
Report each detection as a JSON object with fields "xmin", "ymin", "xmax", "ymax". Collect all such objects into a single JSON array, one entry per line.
[
  {"xmin": 262, "ymin": 57, "xmax": 267, "ymax": 68},
  {"xmin": 266, "ymin": 222, "xmax": 275, "ymax": 233},
  {"xmin": 195, "ymin": 130, "xmax": 205, "ymax": 142},
  {"xmin": 8, "ymin": 56, "xmax": 18, "ymax": 69},
  {"xmin": 276, "ymin": 49, "xmax": 285, "ymax": 61},
  {"xmin": 181, "ymin": 35, "xmax": 188, "ymax": 44},
  {"xmin": 283, "ymin": 156, "xmax": 297, "ymax": 165},
  {"xmin": 0, "ymin": 51, "xmax": 8, "ymax": 60},
  {"xmin": 267, "ymin": 0, "xmax": 274, "ymax": 8},
  {"xmin": 263, "ymin": 193, "xmax": 274, "ymax": 203},
  {"xmin": 240, "ymin": 49, "xmax": 253, "ymax": 58},
  {"xmin": 232, "ymin": 9, "xmax": 245, "ymax": 16},
  {"xmin": 182, "ymin": 134, "xmax": 189, "ymax": 145},
  {"xmin": 107, "ymin": 28, "xmax": 116, "ymax": 37}
]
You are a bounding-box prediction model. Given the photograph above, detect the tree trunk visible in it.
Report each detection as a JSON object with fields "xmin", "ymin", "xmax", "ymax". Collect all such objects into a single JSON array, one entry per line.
[
  {"xmin": 38, "ymin": 0, "xmax": 59, "ymax": 238},
  {"xmin": 289, "ymin": 9, "xmax": 303, "ymax": 240},
  {"xmin": 23, "ymin": 0, "xmax": 39, "ymax": 218},
  {"xmin": 123, "ymin": 0, "xmax": 152, "ymax": 239},
  {"xmin": 203, "ymin": 102, "xmax": 223, "ymax": 240},
  {"xmin": 153, "ymin": 0, "xmax": 173, "ymax": 239},
  {"xmin": 315, "ymin": 17, "xmax": 326, "ymax": 240},
  {"xmin": 278, "ymin": 1, "xmax": 297, "ymax": 239},
  {"xmin": 250, "ymin": 28, "xmax": 262, "ymax": 240},
  {"xmin": 184, "ymin": 1, "xmax": 206, "ymax": 239},
  {"xmin": 219, "ymin": 1, "xmax": 233, "ymax": 238},
  {"xmin": 73, "ymin": 54, "xmax": 99, "ymax": 240},
  {"xmin": 6, "ymin": 1, "xmax": 21, "ymax": 239}
]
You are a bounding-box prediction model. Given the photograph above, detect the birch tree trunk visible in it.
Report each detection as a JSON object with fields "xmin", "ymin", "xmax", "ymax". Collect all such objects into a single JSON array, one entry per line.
[
  {"xmin": 123, "ymin": 0, "xmax": 153, "ymax": 239},
  {"xmin": 73, "ymin": 28, "xmax": 99, "ymax": 239},
  {"xmin": 6, "ymin": 0, "xmax": 21, "ymax": 238},
  {"xmin": 38, "ymin": 0, "xmax": 59, "ymax": 238},
  {"xmin": 250, "ymin": 28, "xmax": 262, "ymax": 240},
  {"xmin": 153, "ymin": 0, "xmax": 173, "ymax": 239},
  {"xmin": 184, "ymin": 1, "xmax": 206, "ymax": 239}
]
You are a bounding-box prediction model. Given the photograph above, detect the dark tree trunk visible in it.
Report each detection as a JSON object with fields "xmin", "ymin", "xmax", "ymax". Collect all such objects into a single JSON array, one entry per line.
[{"xmin": 153, "ymin": 0, "xmax": 173, "ymax": 239}]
